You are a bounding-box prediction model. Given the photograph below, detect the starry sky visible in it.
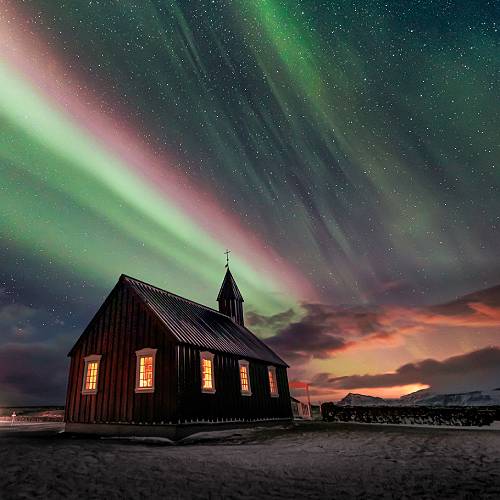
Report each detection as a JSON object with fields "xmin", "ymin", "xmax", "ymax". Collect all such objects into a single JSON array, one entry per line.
[{"xmin": 1, "ymin": 0, "xmax": 499, "ymax": 404}]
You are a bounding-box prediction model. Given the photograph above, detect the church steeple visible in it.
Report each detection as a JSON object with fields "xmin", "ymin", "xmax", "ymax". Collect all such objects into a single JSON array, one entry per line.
[{"xmin": 217, "ymin": 252, "xmax": 244, "ymax": 326}]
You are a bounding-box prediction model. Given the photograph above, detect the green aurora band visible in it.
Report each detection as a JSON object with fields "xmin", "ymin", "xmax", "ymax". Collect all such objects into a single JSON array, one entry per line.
[
  {"xmin": 1, "ymin": 0, "xmax": 499, "ymax": 309},
  {"xmin": 0, "ymin": 58, "xmax": 301, "ymax": 315}
]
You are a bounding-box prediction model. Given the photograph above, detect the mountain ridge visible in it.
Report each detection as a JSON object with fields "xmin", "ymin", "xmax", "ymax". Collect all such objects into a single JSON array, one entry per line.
[{"xmin": 337, "ymin": 389, "xmax": 500, "ymax": 407}]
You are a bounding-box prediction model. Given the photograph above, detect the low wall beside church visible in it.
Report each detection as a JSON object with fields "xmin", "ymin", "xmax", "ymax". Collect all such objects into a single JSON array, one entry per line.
[{"xmin": 321, "ymin": 403, "xmax": 498, "ymax": 426}]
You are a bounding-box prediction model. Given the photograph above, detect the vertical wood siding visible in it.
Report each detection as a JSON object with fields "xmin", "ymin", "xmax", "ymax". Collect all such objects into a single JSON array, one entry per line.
[
  {"xmin": 65, "ymin": 282, "xmax": 292, "ymax": 425},
  {"xmin": 176, "ymin": 345, "xmax": 292, "ymax": 422},
  {"xmin": 65, "ymin": 282, "xmax": 177, "ymax": 424}
]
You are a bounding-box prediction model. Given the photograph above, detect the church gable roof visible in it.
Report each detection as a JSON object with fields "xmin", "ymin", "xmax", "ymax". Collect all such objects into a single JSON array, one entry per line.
[
  {"xmin": 217, "ymin": 268, "xmax": 243, "ymax": 301},
  {"xmin": 122, "ymin": 275, "xmax": 287, "ymax": 366}
]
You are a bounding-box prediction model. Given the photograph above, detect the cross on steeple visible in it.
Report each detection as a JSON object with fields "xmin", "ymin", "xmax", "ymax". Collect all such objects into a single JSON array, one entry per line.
[{"xmin": 217, "ymin": 254, "xmax": 244, "ymax": 326}]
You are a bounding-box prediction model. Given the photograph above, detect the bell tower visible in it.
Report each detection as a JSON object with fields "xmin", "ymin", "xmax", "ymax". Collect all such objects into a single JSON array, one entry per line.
[{"xmin": 217, "ymin": 250, "xmax": 244, "ymax": 326}]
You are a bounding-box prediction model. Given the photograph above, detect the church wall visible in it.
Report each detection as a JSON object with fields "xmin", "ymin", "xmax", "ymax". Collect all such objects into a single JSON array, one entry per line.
[
  {"xmin": 65, "ymin": 277, "xmax": 293, "ymax": 429},
  {"xmin": 65, "ymin": 282, "xmax": 178, "ymax": 425},
  {"xmin": 176, "ymin": 344, "xmax": 292, "ymax": 422}
]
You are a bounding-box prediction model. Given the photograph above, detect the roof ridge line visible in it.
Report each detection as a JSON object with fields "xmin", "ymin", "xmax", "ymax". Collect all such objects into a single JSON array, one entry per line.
[{"xmin": 121, "ymin": 274, "xmax": 231, "ymax": 319}]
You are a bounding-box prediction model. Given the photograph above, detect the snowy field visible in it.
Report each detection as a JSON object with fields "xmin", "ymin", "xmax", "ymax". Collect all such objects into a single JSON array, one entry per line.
[{"xmin": 1, "ymin": 421, "xmax": 500, "ymax": 499}]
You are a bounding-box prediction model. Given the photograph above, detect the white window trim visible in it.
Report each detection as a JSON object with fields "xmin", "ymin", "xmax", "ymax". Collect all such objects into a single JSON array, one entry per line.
[
  {"xmin": 200, "ymin": 351, "xmax": 216, "ymax": 394},
  {"xmin": 135, "ymin": 348, "xmax": 157, "ymax": 393},
  {"xmin": 82, "ymin": 354, "xmax": 102, "ymax": 395},
  {"xmin": 268, "ymin": 366, "xmax": 279, "ymax": 398},
  {"xmin": 238, "ymin": 360, "xmax": 252, "ymax": 396}
]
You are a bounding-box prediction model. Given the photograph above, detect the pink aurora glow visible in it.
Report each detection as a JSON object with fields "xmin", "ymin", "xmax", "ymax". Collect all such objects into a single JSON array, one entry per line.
[{"xmin": 1, "ymin": 2, "xmax": 317, "ymax": 301}]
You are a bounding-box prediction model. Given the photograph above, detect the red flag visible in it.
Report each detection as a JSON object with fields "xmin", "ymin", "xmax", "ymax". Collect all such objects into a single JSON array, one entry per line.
[{"xmin": 289, "ymin": 380, "xmax": 309, "ymax": 389}]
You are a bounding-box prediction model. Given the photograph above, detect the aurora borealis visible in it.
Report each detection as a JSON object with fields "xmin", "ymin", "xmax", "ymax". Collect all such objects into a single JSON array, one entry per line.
[{"xmin": 1, "ymin": 0, "xmax": 499, "ymax": 404}]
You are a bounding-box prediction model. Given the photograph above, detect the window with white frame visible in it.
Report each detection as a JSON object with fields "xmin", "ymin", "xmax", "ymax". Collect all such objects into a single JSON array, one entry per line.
[
  {"xmin": 82, "ymin": 354, "xmax": 102, "ymax": 395},
  {"xmin": 268, "ymin": 366, "xmax": 279, "ymax": 397},
  {"xmin": 200, "ymin": 351, "xmax": 215, "ymax": 393},
  {"xmin": 135, "ymin": 348, "xmax": 157, "ymax": 393},
  {"xmin": 238, "ymin": 360, "xmax": 251, "ymax": 395}
]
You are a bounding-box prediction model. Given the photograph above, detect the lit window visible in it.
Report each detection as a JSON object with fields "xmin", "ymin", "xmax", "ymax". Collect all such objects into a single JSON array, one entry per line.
[
  {"xmin": 135, "ymin": 348, "xmax": 157, "ymax": 393},
  {"xmin": 82, "ymin": 354, "xmax": 102, "ymax": 395},
  {"xmin": 139, "ymin": 356, "xmax": 153, "ymax": 388},
  {"xmin": 86, "ymin": 362, "xmax": 98, "ymax": 390},
  {"xmin": 239, "ymin": 360, "xmax": 251, "ymax": 395},
  {"xmin": 268, "ymin": 366, "xmax": 279, "ymax": 397},
  {"xmin": 201, "ymin": 351, "xmax": 215, "ymax": 393}
]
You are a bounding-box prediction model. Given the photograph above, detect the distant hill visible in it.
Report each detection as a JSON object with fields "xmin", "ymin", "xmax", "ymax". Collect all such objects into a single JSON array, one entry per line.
[
  {"xmin": 397, "ymin": 388, "xmax": 435, "ymax": 405},
  {"xmin": 337, "ymin": 393, "xmax": 387, "ymax": 406},
  {"xmin": 336, "ymin": 389, "xmax": 500, "ymax": 407},
  {"xmin": 0, "ymin": 406, "xmax": 64, "ymax": 418},
  {"xmin": 410, "ymin": 390, "xmax": 500, "ymax": 407}
]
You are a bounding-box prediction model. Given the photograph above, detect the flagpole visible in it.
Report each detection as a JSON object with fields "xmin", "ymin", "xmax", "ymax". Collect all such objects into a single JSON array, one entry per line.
[{"xmin": 306, "ymin": 384, "xmax": 311, "ymax": 419}]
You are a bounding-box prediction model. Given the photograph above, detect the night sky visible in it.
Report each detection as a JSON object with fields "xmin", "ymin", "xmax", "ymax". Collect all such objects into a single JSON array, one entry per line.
[{"xmin": 1, "ymin": 0, "xmax": 499, "ymax": 405}]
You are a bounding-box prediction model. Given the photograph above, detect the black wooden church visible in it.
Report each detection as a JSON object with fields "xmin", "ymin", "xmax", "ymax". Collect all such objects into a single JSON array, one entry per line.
[{"xmin": 65, "ymin": 266, "xmax": 292, "ymax": 437}]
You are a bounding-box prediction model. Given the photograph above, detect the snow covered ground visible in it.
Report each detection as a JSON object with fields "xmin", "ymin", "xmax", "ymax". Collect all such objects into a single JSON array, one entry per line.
[{"xmin": 1, "ymin": 421, "xmax": 500, "ymax": 498}]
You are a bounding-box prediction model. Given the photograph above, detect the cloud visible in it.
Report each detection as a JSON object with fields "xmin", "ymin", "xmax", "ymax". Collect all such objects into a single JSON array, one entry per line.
[
  {"xmin": 245, "ymin": 308, "xmax": 298, "ymax": 338},
  {"xmin": 259, "ymin": 303, "xmax": 384, "ymax": 361},
  {"xmin": 0, "ymin": 302, "xmax": 37, "ymax": 337},
  {"xmin": 0, "ymin": 342, "xmax": 69, "ymax": 405},
  {"xmin": 410, "ymin": 303, "xmax": 500, "ymax": 328},
  {"xmin": 0, "ymin": 299, "xmax": 76, "ymax": 405},
  {"xmin": 248, "ymin": 295, "xmax": 500, "ymax": 364},
  {"xmin": 317, "ymin": 347, "xmax": 500, "ymax": 393},
  {"xmin": 250, "ymin": 302, "xmax": 419, "ymax": 362}
]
